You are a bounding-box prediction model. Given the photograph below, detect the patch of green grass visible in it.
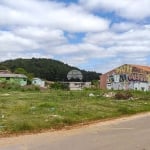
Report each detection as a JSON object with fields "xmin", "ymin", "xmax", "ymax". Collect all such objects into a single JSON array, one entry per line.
[
  {"xmin": 0, "ymin": 89, "xmax": 150, "ymax": 135},
  {"xmin": 117, "ymin": 106, "xmax": 136, "ymax": 114}
]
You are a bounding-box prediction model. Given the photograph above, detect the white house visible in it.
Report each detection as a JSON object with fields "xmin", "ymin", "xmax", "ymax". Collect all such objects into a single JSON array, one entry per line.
[
  {"xmin": 68, "ymin": 82, "xmax": 91, "ymax": 90},
  {"xmin": 32, "ymin": 78, "xmax": 45, "ymax": 87}
]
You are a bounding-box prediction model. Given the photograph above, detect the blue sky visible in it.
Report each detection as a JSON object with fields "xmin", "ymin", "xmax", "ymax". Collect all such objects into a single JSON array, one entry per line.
[{"xmin": 0, "ymin": 0, "xmax": 150, "ymax": 73}]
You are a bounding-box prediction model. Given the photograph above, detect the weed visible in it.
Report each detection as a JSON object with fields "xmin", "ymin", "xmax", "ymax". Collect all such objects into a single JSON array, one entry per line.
[{"xmin": 0, "ymin": 89, "xmax": 150, "ymax": 135}]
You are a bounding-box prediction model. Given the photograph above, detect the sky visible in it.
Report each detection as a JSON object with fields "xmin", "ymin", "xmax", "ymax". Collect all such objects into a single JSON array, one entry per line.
[{"xmin": 0, "ymin": 0, "xmax": 150, "ymax": 73}]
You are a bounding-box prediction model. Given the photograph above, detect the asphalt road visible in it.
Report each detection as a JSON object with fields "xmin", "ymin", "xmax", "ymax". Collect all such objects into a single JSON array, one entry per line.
[{"xmin": 0, "ymin": 113, "xmax": 150, "ymax": 150}]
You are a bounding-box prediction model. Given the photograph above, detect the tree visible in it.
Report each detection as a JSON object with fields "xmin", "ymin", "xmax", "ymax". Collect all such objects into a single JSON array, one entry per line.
[
  {"xmin": 14, "ymin": 68, "xmax": 27, "ymax": 75},
  {"xmin": 0, "ymin": 65, "xmax": 8, "ymax": 70},
  {"xmin": 0, "ymin": 58, "xmax": 101, "ymax": 82},
  {"xmin": 92, "ymin": 80, "xmax": 100, "ymax": 89},
  {"xmin": 14, "ymin": 67, "xmax": 34, "ymax": 84}
]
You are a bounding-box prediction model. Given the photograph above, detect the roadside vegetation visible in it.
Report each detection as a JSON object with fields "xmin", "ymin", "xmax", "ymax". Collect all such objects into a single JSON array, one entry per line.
[{"xmin": 0, "ymin": 86, "xmax": 150, "ymax": 136}]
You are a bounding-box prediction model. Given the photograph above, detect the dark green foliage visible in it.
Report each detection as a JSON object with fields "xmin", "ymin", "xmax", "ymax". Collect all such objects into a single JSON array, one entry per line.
[
  {"xmin": 115, "ymin": 91, "xmax": 133, "ymax": 100},
  {"xmin": 0, "ymin": 65, "xmax": 8, "ymax": 70},
  {"xmin": 91, "ymin": 80, "xmax": 100, "ymax": 89},
  {"xmin": 14, "ymin": 67, "xmax": 34, "ymax": 84},
  {"xmin": 50, "ymin": 82, "xmax": 69, "ymax": 90},
  {"xmin": 14, "ymin": 68, "xmax": 27, "ymax": 75},
  {"xmin": 0, "ymin": 58, "xmax": 101, "ymax": 81},
  {"xmin": 0, "ymin": 82, "xmax": 40, "ymax": 91}
]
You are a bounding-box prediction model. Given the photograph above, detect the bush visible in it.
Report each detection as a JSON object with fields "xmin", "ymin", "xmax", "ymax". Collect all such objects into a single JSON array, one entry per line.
[
  {"xmin": 0, "ymin": 82, "xmax": 41, "ymax": 92},
  {"xmin": 21, "ymin": 85, "xmax": 40, "ymax": 92},
  {"xmin": 115, "ymin": 91, "xmax": 133, "ymax": 100},
  {"xmin": 50, "ymin": 82, "xmax": 69, "ymax": 90},
  {"xmin": 0, "ymin": 82, "xmax": 21, "ymax": 90}
]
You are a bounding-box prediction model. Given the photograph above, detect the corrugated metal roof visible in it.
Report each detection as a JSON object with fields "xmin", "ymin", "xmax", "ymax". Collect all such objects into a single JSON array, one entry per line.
[
  {"xmin": 104, "ymin": 64, "xmax": 150, "ymax": 75},
  {"xmin": 0, "ymin": 73, "xmax": 27, "ymax": 78},
  {"xmin": 129, "ymin": 64, "xmax": 150, "ymax": 72},
  {"xmin": 130, "ymin": 64, "xmax": 150, "ymax": 72}
]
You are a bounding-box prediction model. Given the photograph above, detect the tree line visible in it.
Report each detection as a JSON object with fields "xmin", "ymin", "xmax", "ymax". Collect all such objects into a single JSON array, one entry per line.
[{"xmin": 0, "ymin": 58, "xmax": 101, "ymax": 82}]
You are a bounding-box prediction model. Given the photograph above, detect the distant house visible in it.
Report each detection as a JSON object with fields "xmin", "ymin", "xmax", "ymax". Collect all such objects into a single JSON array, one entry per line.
[
  {"xmin": 63, "ymin": 82, "xmax": 91, "ymax": 90},
  {"xmin": 32, "ymin": 78, "xmax": 45, "ymax": 87},
  {"xmin": 0, "ymin": 71, "xmax": 27, "ymax": 86},
  {"xmin": 69, "ymin": 82, "xmax": 91, "ymax": 90}
]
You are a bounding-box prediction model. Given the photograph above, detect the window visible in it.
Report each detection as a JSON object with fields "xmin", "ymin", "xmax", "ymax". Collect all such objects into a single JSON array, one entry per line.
[
  {"xmin": 141, "ymin": 87, "xmax": 145, "ymax": 91},
  {"xmin": 23, "ymin": 78, "xmax": 26, "ymax": 81}
]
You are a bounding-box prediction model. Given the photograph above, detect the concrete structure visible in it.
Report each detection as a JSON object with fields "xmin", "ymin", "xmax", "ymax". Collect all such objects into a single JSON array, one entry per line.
[
  {"xmin": 32, "ymin": 78, "xmax": 45, "ymax": 87},
  {"xmin": 62, "ymin": 82, "xmax": 91, "ymax": 90},
  {"xmin": 100, "ymin": 64, "xmax": 150, "ymax": 91},
  {"xmin": 0, "ymin": 71, "xmax": 27, "ymax": 86},
  {"xmin": 69, "ymin": 82, "xmax": 91, "ymax": 90}
]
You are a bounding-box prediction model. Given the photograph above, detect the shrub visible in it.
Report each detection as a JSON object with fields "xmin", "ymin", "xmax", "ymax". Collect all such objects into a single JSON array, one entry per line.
[
  {"xmin": 0, "ymin": 82, "xmax": 41, "ymax": 92},
  {"xmin": 21, "ymin": 85, "xmax": 40, "ymax": 91},
  {"xmin": 50, "ymin": 82, "xmax": 69, "ymax": 90},
  {"xmin": 0, "ymin": 82, "xmax": 21, "ymax": 90}
]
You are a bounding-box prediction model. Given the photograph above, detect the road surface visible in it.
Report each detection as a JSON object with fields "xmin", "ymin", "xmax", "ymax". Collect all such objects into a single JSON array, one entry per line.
[{"xmin": 0, "ymin": 113, "xmax": 150, "ymax": 150}]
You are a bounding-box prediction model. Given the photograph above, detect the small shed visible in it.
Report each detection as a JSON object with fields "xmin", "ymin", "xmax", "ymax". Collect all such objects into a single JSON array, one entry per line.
[
  {"xmin": 0, "ymin": 73, "xmax": 27, "ymax": 86},
  {"xmin": 32, "ymin": 78, "xmax": 45, "ymax": 87}
]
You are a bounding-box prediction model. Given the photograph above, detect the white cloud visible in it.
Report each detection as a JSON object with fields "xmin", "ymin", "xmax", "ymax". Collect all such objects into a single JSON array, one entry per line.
[
  {"xmin": 14, "ymin": 27, "xmax": 64, "ymax": 41},
  {"xmin": 0, "ymin": 0, "xmax": 109, "ymax": 32},
  {"xmin": 49, "ymin": 43, "xmax": 116, "ymax": 59},
  {"xmin": 0, "ymin": 30, "xmax": 38, "ymax": 52},
  {"xmin": 80, "ymin": 0, "xmax": 150, "ymax": 20},
  {"xmin": 94, "ymin": 55, "xmax": 149, "ymax": 73},
  {"xmin": 0, "ymin": 0, "xmax": 150, "ymax": 73},
  {"xmin": 84, "ymin": 25, "xmax": 150, "ymax": 47},
  {"xmin": 0, "ymin": 0, "xmax": 110, "ymax": 68},
  {"xmin": 0, "ymin": 27, "xmax": 68, "ymax": 53},
  {"xmin": 61, "ymin": 56, "xmax": 88, "ymax": 66},
  {"xmin": 14, "ymin": 27, "xmax": 67, "ymax": 47},
  {"xmin": 83, "ymin": 25, "xmax": 150, "ymax": 72},
  {"xmin": 111, "ymin": 22, "xmax": 139, "ymax": 32},
  {"xmin": 0, "ymin": 51, "xmax": 53, "ymax": 62}
]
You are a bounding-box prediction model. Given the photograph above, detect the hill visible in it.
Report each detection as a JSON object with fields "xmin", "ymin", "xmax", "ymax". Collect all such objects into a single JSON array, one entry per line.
[{"xmin": 0, "ymin": 58, "xmax": 101, "ymax": 81}]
